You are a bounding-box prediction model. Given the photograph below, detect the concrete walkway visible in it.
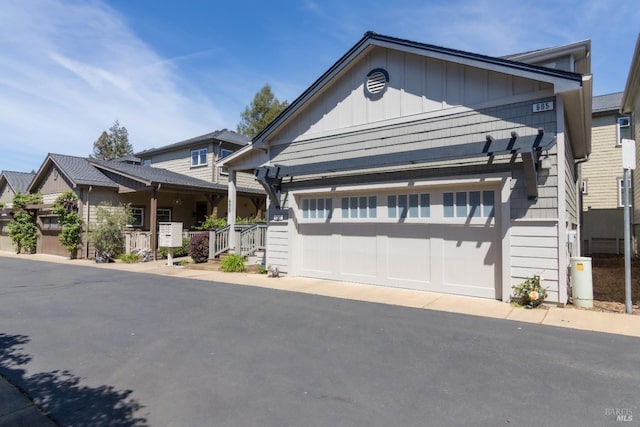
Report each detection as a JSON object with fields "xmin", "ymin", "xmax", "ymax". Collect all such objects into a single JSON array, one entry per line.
[{"xmin": 1, "ymin": 250, "xmax": 638, "ymax": 426}]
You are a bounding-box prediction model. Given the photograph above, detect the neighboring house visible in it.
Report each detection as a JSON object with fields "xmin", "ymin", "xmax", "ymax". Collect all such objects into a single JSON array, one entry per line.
[
  {"xmin": 221, "ymin": 32, "xmax": 592, "ymax": 304},
  {"xmin": 0, "ymin": 170, "xmax": 35, "ymax": 208},
  {"xmin": 0, "ymin": 171, "xmax": 36, "ymax": 252},
  {"xmin": 135, "ymin": 129, "xmax": 265, "ymax": 222},
  {"xmin": 580, "ymin": 92, "xmax": 627, "ymax": 255},
  {"xmin": 27, "ymin": 153, "xmax": 242, "ymax": 258},
  {"xmin": 621, "ymin": 33, "xmax": 640, "ymax": 255}
]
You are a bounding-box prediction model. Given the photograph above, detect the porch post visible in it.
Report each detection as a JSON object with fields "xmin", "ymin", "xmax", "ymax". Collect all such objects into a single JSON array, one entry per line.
[
  {"xmin": 150, "ymin": 187, "xmax": 158, "ymax": 260},
  {"xmin": 227, "ymin": 169, "xmax": 237, "ymax": 253}
]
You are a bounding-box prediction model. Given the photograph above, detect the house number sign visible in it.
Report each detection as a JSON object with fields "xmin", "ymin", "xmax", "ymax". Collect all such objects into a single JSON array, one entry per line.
[{"xmin": 532, "ymin": 101, "xmax": 554, "ymax": 113}]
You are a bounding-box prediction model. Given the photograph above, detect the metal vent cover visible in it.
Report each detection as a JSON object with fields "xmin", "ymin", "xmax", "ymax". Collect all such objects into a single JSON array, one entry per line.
[{"xmin": 364, "ymin": 68, "xmax": 389, "ymax": 99}]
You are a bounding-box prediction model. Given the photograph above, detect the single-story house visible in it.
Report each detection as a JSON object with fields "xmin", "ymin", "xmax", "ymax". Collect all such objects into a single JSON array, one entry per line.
[{"xmin": 220, "ymin": 32, "xmax": 592, "ymax": 303}]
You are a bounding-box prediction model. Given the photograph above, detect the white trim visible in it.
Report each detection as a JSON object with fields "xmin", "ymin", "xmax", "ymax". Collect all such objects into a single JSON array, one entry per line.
[
  {"xmin": 190, "ymin": 148, "xmax": 208, "ymax": 167},
  {"xmin": 288, "ymin": 174, "xmax": 508, "ymax": 196},
  {"xmin": 501, "ymin": 177, "xmax": 511, "ymax": 302},
  {"xmin": 556, "ymin": 96, "xmax": 568, "ymax": 305}
]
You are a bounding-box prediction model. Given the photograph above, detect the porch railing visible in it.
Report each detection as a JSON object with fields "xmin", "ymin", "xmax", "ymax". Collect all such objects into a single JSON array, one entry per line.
[
  {"xmin": 124, "ymin": 231, "xmax": 151, "ymax": 254},
  {"xmin": 210, "ymin": 225, "xmax": 231, "ymax": 258},
  {"xmin": 238, "ymin": 223, "xmax": 267, "ymax": 257}
]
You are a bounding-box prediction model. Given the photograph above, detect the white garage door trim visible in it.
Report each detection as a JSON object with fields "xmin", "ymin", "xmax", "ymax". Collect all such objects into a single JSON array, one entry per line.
[{"xmin": 289, "ymin": 174, "xmax": 511, "ymax": 300}]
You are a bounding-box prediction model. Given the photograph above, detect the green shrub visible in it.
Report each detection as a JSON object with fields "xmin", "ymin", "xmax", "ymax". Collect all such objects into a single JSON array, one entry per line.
[
  {"xmin": 198, "ymin": 214, "xmax": 227, "ymax": 230},
  {"xmin": 256, "ymin": 264, "xmax": 267, "ymax": 274},
  {"xmin": 7, "ymin": 192, "xmax": 42, "ymax": 254},
  {"xmin": 512, "ymin": 275, "xmax": 548, "ymax": 309},
  {"xmin": 93, "ymin": 202, "xmax": 132, "ymax": 258},
  {"xmin": 159, "ymin": 237, "xmax": 190, "ymax": 259},
  {"xmin": 119, "ymin": 253, "xmax": 140, "ymax": 263},
  {"xmin": 53, "ymin": 191, "xmax": 84, "ymax": 258},
  {"xmin": 220, "ymin": 254, "xmax": 245, "ymax": 272},
  {"xmin": 189, "ymin": 232, "xmax": 209, "ymax": 263}
]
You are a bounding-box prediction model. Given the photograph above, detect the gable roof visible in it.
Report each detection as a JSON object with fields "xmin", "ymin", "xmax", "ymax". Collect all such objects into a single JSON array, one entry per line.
[
  {"xmin": 135, "ymin": 129, "xmax": 250, "ymax": 157},
  {"xmin": 0, "ymin": 171, "xmax": 35, "ymax": 194},
  {"xmin": 29, "ymin": 153, "xmax": 120, "ymax": 191},
  {"xmin": 593, "ymin": 92, "xmax": 623, "ymax": 114},
  {"xmin": 251, "ymin": 31, "xmax": 585, "ymax": 147}
]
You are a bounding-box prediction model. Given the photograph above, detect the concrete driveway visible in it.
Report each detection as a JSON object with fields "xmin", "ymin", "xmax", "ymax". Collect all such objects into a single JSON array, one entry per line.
[{"xmin": 1, "ymin": 257, "xmax": 639, "ymax": 426}]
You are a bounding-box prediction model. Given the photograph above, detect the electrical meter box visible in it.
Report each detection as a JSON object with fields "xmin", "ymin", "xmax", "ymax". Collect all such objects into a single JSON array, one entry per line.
[{"xmin": 159, "ymin": 222, "xmax": 183, "ymax": 247}]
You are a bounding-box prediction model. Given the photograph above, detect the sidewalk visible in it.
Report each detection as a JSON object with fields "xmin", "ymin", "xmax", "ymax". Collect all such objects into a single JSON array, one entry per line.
[{"xmin": 1, "ymin": 251, "xmax": 638, "ymax": 426}]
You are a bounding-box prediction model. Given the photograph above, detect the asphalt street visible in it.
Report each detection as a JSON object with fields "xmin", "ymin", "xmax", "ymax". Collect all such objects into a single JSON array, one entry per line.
[{"xmin": 0, "ymin": 257, "xmax": 638, "ymax": 426}]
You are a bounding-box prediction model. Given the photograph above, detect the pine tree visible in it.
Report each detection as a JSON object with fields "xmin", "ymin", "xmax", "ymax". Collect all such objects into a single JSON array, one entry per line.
[
  {"xmin": 92, "ymin": 120, "xmax": 133, "ymax": 160},
  {"xmin": 237, "ymin": 85, "xmax": 288, "ymax": 138}
]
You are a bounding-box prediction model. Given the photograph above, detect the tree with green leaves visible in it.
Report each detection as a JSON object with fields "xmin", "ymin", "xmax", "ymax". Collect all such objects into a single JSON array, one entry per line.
[
  {"xmin": 8, "ymin": 192, "xmax": 42, "ymax": 254},
  {"xmin": 52, "ymin": 191, "xmax": 83, "ymax": 258},
  {"xmin": 92, "ymin": 202, "xmax": 133, "ymax": 258},
  {"xmin": 237, "ymin": 84, "xmax": 289, "ymax": 138},
  {"xmin": 92, "ymin": 120, "xmax": 133, "ymax": 160}
]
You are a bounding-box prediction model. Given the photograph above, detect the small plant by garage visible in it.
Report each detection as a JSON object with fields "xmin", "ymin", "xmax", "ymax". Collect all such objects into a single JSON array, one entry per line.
[
  {"xmin": 512, "ymin": 275, "xmax": 548, "ymax": 309},
  {"xmin": 220, "ymin": 254, "xmax": 245, "ymax": 272}
]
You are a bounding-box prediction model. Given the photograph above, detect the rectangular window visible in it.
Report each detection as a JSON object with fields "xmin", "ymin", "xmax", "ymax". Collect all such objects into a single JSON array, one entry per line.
[
  {"xmin": 341, "ymin": 196, "xmax": 377, "ymax": 219},
  {"xmin": 368, "ymin": 196, "xmax": 376, "ymax": 218},
  {"xmin": 469, "ymin": 191, "xmax": 481, "ymax": 218},
  {"xmin": 483, "ymin": 191, "xmax": 495, "ymax": 218},
  {"xmin": 302, "ymin": 198, "xmax": 332, "ymax": 219},
  {"xmin": 131, "ymin": 207, "xmax": 144, "ymax": 227},
  {"xmin": 581, "ymin": 180, "xmax": 588, "ymax": 195},
  {"xmin": 398, "ymin": 195, "xmax": 407, "ymax": 219},
  {"xmin": 443, "ymin": 192, "xmax": 454, "ymax": 218},
  {"xmin": 409, "ymin": 194, "xmax": 419, "ymax": 218},
  {"xmin": 455, "ymin": 192, "xmax": 467, "ymax": 217},
  {"xmin": 619, "ymin": 178, "xmax": 632, "ymax": 207},
  {"xmin": 617, "ymin": 116, "xmax": 631, "ymax": 145},
  {"xmin": 219, "ymin": 148, "xmax": 233, "ymax": 176},
  {"xmin": 388, "ymin": 195, "xmax": 397, "ymax": 218},
  {"xmin": 420, "ymin": 194, "xmax": 430, "ymax": 218},
  {"xmin": 157, "ymin": 208, "xmax": 171, "ymax": 223},
  {"xmin": 191, "ymin": 148, "xmax": 207, "ymax": 167}
]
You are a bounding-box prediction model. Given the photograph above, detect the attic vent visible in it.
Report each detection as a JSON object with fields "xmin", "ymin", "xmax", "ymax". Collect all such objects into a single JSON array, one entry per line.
[{"xmin": 364, "ymin": 68, "xmax": 389, "ymax": 99}]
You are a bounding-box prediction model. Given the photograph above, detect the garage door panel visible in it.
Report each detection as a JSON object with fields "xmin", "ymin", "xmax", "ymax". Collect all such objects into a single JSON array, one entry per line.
[
  {"xmin": 339, "ymin": 233, "xmax": 377, "ymax": 278},
  {"xmin": 299, "ymin": 224, "xmax": 333, "ymax": 274},
  {"xmin": 386, "ymin": 225, "xmax": 431, "ymax": 284}
]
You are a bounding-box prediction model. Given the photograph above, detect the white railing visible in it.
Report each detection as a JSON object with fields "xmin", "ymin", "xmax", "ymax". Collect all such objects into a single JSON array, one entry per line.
[
  {"xmin": 210, "ymin": 226, "xmax": 231, "ymax": 258},
  {"xmin": 238, "ymin": 223, "xmax": 267, "ymax": 257},
  {"xmin": 124, "ymin": 231, "xmax": 152, "ymax": 254}
]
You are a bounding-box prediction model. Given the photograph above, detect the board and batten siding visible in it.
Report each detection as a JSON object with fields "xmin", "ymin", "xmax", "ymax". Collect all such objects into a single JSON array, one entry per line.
[
  {"xmin": 510, "ymin": 222, "xmax": 560, "ymax": 302},
  {"xmin": 269, "ymin": 46, "xmax": 553, "ymax": 144},
  {"xmin": 564, "ymin": 132, "xmax": 578, "ymax": 225},
  {"xmin": 0, "ymin": 184, "xmax": 14, "ymax": 206}
]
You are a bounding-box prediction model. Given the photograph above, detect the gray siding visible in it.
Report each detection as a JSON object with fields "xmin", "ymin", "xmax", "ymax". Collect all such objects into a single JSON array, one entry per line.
[
  {"xmin": 510, "ymin": 222, "xmax": 560, "ymax": 302},
  {"xmin": 564, "ymin": 133, "xmax": 578, "ymax": 224}
]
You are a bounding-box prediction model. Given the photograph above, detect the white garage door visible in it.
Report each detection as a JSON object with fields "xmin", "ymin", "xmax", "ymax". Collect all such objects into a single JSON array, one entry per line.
[{"xmin": 297, "ymin": 187, "xmax": 500, "ymax": 299}]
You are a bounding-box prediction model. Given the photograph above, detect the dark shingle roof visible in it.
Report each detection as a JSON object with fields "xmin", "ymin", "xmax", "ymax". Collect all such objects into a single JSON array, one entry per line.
[
  {"xmin": 90, "ymin": 159, "xmax": 222, "ymax": 189},
  {"xmin": 1, "ymin": 171, "xmax": 35, "ymax": 193},
  {"xmin": 135, "ymin": 129, "xmax": 250, "ymax": 157},
  {"xmin": 49, "ymin": 154, "xmax": 119, "ymax": 188},
  {"xmin": 592, "ymin": 92, "xmax": 623, "ymax": 113}
]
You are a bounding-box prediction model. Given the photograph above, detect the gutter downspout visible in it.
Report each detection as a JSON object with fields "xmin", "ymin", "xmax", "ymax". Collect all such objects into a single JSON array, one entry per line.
[{"xmin": 85, "ymin": 186, "xmax": 92, "ymax": 259}]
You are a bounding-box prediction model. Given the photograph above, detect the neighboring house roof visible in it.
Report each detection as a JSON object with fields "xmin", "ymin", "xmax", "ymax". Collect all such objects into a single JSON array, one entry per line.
[
  {"xmin": 0, "ymin": 171, "xmax": 35, "ymax": 194},
  {"xmin": 112, "ymin": 154, "xmax": 142, "ymax": 164},
  {"xmin": 502, "ymin": 39, "xmax": 591, "ymax": 75},
  {"xmin": 89, "ymin": 158, "xmax": 223, "ymax": 190},
  {"xmin": 29, "ymin": 153, "xmax": 120, "ymax": 191},
  {"xmin": 135, "ymin": 129, "xmax": 250, "ymax": 157},
  {"xmin": 251, "ymin": 31, "xmax": 587, "ymax": 149},
  {"xmin": 593, "ymin": 92, "xmax": 623, "ymax": 114}
]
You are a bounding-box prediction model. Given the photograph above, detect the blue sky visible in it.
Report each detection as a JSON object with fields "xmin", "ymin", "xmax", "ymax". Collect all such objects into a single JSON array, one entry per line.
[{"xmin": 1, "ymin": 0, "xmax": 638, "ymax": 174}]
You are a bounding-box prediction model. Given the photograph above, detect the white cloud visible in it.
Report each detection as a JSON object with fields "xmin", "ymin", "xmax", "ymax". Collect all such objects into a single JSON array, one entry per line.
[{"xmin": 0, "ymin": 0, "xmax": 225, "ymax": 173}]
